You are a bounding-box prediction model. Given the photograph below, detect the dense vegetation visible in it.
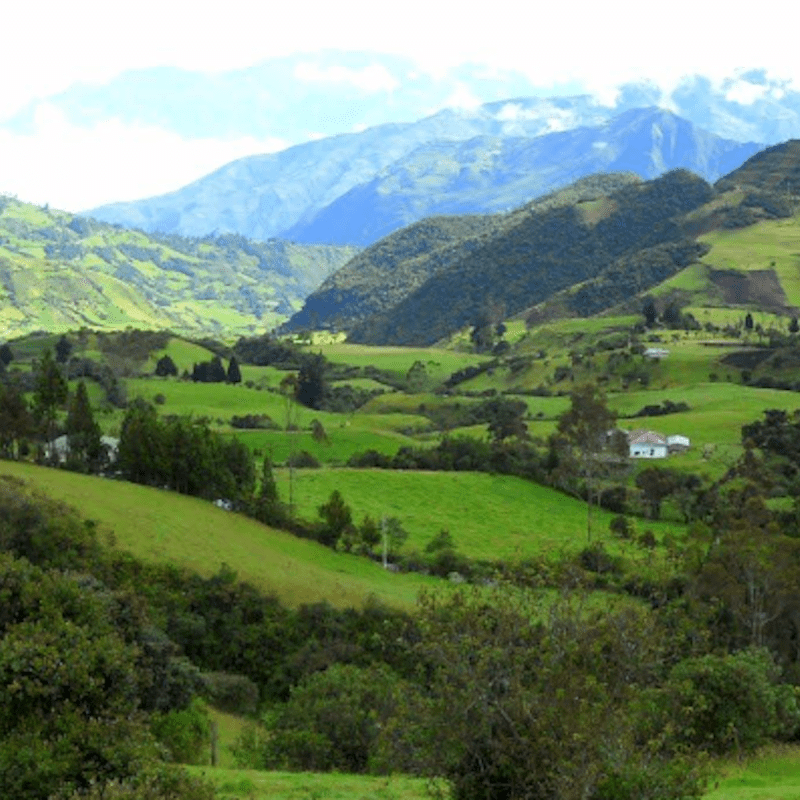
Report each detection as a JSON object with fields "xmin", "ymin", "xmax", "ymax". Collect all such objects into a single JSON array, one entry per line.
[{"xmin": 348, "ymin": 170, "xmax": 717, "ymax": 345}]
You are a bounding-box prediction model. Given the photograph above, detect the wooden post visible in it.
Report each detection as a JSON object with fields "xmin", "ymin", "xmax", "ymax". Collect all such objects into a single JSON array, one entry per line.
[{"xmin": 210, "ymin": 719, "xmax": 219, "ymax": 767}]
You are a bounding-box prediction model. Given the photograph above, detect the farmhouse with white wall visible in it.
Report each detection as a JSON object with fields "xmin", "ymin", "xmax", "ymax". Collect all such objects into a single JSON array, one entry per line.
[
  {"xmin": 624, "ymin": 429, "xmax": 691, "ymax": 459},
  {"xmin": 627, "ymin": 430, "xmax": 668, "ymax": 459}
]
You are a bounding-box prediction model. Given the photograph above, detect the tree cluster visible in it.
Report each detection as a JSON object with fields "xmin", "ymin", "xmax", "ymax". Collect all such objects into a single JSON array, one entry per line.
[
  {"xmin": 117, "ymin": 400, "xmax": 255, "ymax": 502},
  {"xmin": 190, "ymin": 355, "xmax": 241, "ymax": 384}
]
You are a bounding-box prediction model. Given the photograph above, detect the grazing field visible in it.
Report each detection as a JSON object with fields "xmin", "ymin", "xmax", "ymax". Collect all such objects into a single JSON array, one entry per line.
[
  {"xmin": 278, "ymin": 467, "xmax": 685, "ymax": 561},
  {"xmin": 313, "ymin": 342, "xmax": 492, "ymax": 383},
  {"xmin": 699, "ymin": 213, "xmax": 800, "ymax": 307},
  {"xmin": 187, "ymin": 767, "xmax": 431, "ymax": 800},
  {"xmin": 0, "ymin": 461, "xmax": 440, "ymax": 609},
  {"xmin": 704, "ymin": 745, "xmax": 800, "ymax": 800}
]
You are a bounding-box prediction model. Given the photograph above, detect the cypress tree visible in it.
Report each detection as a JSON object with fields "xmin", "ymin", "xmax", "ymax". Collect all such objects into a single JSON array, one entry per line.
[
  {"xmin": 227, "ymin": 355, "xmax": 242, "ymax": 384},
  {"xmin": 155, "ymin": 354, "xmax": 178, "ymax": 377},
  {"xmin": 33, "ymin": 349, "xmax": 68, "ymax": 453},
  {"xmin": 66, "ymin": 380, "xmax": 104, "ymax": 472},
  {"xmin": 55, "ymin": 334, "xmax": 73, "ymax": 364}
]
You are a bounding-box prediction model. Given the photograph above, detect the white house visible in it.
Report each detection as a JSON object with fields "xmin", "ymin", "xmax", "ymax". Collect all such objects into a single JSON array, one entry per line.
[{"xmin": 627, "ymin": 429, "xmax": 668, "ymax": 459}]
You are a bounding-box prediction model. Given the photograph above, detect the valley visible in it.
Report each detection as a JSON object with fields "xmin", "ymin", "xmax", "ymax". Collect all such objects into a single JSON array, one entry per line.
[{"xmin": 6, "ymin": 135, "xmax": 800, "ymax": 800}]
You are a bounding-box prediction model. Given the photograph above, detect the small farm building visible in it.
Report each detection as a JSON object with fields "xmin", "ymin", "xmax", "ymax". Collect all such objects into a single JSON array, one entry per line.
[{"xmin": 627, "ymin": 430, "xmax": 668, "ymax": 459}]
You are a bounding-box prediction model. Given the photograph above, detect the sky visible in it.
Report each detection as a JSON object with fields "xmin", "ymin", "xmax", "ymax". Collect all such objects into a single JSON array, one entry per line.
[{"xmin": 0, "ymin": 0, "xmax": 797, "ymax": 211}]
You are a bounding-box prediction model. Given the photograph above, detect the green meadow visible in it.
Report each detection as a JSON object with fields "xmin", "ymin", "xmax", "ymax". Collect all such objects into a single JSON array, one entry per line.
[
  {"xmin": 278, "ymin": 467, "xmax": 685, "ymax": 561},
  {"xmin": 187, "ymin": 767, "xmax": 430, "ymax": 800},
  {"xmin": 0, "ymin": 461, "xmax": 439, "ymax": 610},
  {"xmin": 703, "ymin": 745, "xmax": 800, "ymax": 800}
]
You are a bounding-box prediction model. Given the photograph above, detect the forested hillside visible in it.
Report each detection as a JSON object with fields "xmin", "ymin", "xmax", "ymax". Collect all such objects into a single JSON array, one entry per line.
[
  {"xmin": 285, "ymin": 173, "xmax": 641, "ymax": 334},
  {"xmin": 349, "ymin": 169, "xmax": 715, "ymax": 345}
]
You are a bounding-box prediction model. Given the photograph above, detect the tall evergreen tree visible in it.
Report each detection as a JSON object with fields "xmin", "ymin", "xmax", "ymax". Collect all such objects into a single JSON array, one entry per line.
[
  {"xmin": 118, "ymin": 400, "xmax": 167, "ymax": 486},
  {"xmin": 0, "ymin": 383, "xmax": 30, "ymax": 459},
  {"xmin": 65, "ymin": 380, "xmax": 105, "ymax": 472},
  {"xmin": 643, "ymin": 297, "xmax": 658, "ymax": 328},
  {"xmin": 296, "ymin": 353, "xmax": 328, "ymax": 409},
  {"xmin": 55, "ymin": 334, "xmax": 73, "ymax": 364},
  {"xmin": 155, "ymin": 354, "xmax": 178, "ymax": 377},
  {"xmin": 226, "ymin": 355, "xmax": 242, "ymax": 384},
  {"xmin": 33, "ymin": 349, "xmax": 68, "ymax": 454}
]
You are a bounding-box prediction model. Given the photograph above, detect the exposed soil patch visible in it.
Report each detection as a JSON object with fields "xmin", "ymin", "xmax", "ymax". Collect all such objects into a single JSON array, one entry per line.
[{"xmin": 708, "ymin": 268, "xmax": 796, "ymax": 314}]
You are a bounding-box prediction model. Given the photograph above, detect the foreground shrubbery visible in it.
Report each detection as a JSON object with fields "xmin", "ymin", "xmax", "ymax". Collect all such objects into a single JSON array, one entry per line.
[{"xmin": 6, "ymin": 468, "xmax": 800, "ymax": 799}]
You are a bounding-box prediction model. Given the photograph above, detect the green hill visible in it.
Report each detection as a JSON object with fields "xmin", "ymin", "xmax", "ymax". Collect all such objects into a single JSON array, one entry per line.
[
  {"xmin": 349, "ymin": 170, "xmax": 715, "ymax": 345},
  {"xmin": 0, "ymin": 197, "xmax": 358, "ymax": 340},
  {"xmin": 0, "ymin": 460, "xmax": 438, "ymax": 609},
  {"xmin": 284, "ymin": 173, "xmax": 641, "ymax": 334}
]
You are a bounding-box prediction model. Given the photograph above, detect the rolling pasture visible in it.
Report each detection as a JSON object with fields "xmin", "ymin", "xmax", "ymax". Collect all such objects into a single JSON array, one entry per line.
[
  {"xmin": 0, "ymin": 461, "xmax": 439, "ymax": 610},
  {"xmin": 278, "ymin": 467, "xmax": 685, "ymax": 561}
]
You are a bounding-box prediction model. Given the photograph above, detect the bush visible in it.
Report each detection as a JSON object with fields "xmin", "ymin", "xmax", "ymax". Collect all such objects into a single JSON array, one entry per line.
[
  {"xmin": 285, "ymin": 450, "xmax": 321, "ymax": 468},
  {"xmin": 56, "ymin": 766, "xmax": 216, "ymax": 800},
  {"xmin": 150, "ymin": 698, "xmax": 210, "ymax": 764},
  {"xmin": 664, "ymin": 648, "xmax": 800, "ymax": 755},
  {"xmin": 230, "ymin": 414, "xmax": 279, "ymax": 430},
  {"xmin": 202, "ymin": 672, "xmax": 259, "ymax": 715},
  {"xmin": 262, "ymin": 663, "xmax": 406, "ymax": 773}
]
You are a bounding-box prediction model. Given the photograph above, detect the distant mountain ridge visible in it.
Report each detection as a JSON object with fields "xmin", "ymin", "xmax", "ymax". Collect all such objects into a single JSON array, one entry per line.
[
  {"xmin": 280, "ymin": 108, "xmax": 762, "ymax": 245},
  {"xmin": 87, "ymin": 106, "xmax": 763, "ymax": 248}
]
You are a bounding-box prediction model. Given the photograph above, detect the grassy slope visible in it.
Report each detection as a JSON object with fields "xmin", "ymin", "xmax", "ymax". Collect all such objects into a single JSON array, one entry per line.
[
  {"xmin": 188, "ymin": 767, "xmax": 429, "ymax": 800},
  {"xmin": 185, "ymin": 743, "xmax": 800, "ymax": 800},
  {"xmin": 0, "ymin": 198, "xmax": 357, "ymax": 340},
  {"xmin": 703, "ymin": 746, "xmax": 800, "ymax": 800},
  {"xmin": 0, "ymin": 461, "xmax": 439, "ymax": 610},
  {"xmin": 279, "ymin": 467, "xmax": 684, "ymax": 561}
]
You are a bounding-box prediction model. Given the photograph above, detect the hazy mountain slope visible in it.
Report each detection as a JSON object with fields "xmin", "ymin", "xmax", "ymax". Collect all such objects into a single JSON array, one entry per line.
[
  {"xmin": 0, "ymin": 199, "xmax": 356, "ymax": 340},
  {"xmin": 283, "ymin": 109, "xmax": 763, "ymax": 246},
  {"xmin": 348, "ymin": 170, "xmax": 715, "ymax": 345},
  {"xmin": 284, "ymin": 173, "xmax": 642, "ymax": 333},
  {"xmin": 86, "ymin": 105, "xmax": 763, "ymax": 248},
  {"xmin": 84, "ymin": 112, "xmax": 533, "ymax": 240}
]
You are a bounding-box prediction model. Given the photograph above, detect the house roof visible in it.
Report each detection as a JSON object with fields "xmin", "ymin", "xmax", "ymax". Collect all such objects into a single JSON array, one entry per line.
[{"xmin": 627, "ymin": 429, "xmax": 667, "ymax": 446}]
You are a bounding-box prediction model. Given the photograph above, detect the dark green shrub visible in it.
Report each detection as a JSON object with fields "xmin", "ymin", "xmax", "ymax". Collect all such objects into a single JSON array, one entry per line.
[
  {"xmin": 150, "ymin": 698, "xmax": 210, "ymax": 764},
  {"xmin": 665, "ymin": 648, "xmax": 800, "ymax": 755},
  {"xmin": 262, "ymin": 663, "xmax": 406, "ymax": 773},
  {"xmin": 202, "ymin": 672, "xmax": 259, "ymax": 715},
  {"xmin": 285, "ymin": 450, "xmax": 321, "ymax": 468}
]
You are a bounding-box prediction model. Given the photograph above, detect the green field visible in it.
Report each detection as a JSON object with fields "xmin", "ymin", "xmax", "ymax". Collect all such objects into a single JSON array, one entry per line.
[
  {"xmin": 312, "ymin": 342, "xmax": 492, "ymax": 385},
  {"xmin": 183, "ymin": 743, "xmax": 800, "ymax": 800},
  {"xmin": 0, "ymin": 461, "xmax": 440, "ymax": 610},
  {"xmin": 704, "ymin": 745, "xmax": 800, "ymax": 800},
  {"xmin": 188, "ymin": 767, "xmax": 430, "ymax": 800},
  {"xmin": 278, "ymin": 467, "xmax": 684, "ymax": 561}
]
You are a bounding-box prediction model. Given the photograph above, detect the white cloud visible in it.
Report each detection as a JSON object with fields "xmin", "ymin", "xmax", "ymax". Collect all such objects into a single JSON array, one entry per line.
[
  {"xmin": 442, "ymin": 83, "xmax": 483, "ymax": 112},
  {"xmin": 293, "ymin": 62, "xmax": 400, "ymax": 93},
  {"xmin": 0, "ymin": 104, "xmax": 287, "ymax": 211},
  {"xmin": 725, "ymin": 81, "xmax": 768, "ymax": 105}
]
